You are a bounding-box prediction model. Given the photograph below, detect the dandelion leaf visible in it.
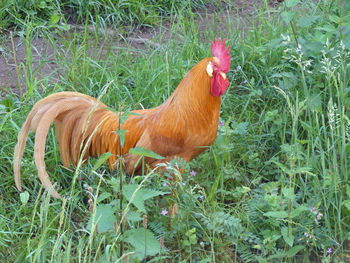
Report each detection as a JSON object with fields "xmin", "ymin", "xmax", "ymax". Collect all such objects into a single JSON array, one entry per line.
[
  {"xmin": 124, "ymin": 228, "xmax": 161, "ymax": 260},
  {"xmin": 86, "ymin": 204, "xmax": 115, "ymax": 233},
  {"xmin": 123, "ymin": 184, "xmax": 168, "ymax": 213}
]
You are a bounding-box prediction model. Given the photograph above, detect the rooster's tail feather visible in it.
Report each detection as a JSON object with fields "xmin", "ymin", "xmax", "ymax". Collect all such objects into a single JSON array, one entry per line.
[{"xmin": 13, "ymin": 92, "xmax": 107, "ymax": 198}]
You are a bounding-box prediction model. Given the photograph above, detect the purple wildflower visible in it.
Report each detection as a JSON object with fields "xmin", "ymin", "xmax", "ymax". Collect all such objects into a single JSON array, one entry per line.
[
  {"xmin": 327, "ymin": 247, "xmax": 332, "ymax": 255},
  {"xmin": 161, "ymin": 209, "xmax": 168, "ymax": 216},
  {"xmin": 242, "ymin": 80, "xmax": 247, "ymax": 84},
  {"xmin": 190, "ymin": 170, "xmax": 197, "ymax": 177},
  {"xmin": 199, "ymin": 195, "xmax": 204, "ymax": 201},
  {"xmin": 310, "ymin": 205, "xmax": 315, "ymax": 213},
  {"xmin": 219, "ymin": 121, "xmax": 225, "ymax": 127}
]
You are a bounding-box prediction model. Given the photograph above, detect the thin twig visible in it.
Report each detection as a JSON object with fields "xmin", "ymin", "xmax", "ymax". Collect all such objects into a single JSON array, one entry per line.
[{"xmin": 289, "ymin": 21, "xmax": 299, "ymax": 47}]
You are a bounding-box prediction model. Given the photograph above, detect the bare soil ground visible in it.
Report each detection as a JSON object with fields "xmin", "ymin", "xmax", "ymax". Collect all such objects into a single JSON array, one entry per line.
[{"xmin": 0, "ymin": 0, "xmax": 281, "ymax": 97}]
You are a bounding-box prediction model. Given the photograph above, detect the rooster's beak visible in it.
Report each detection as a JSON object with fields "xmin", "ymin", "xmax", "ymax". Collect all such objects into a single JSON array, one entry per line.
[{"xmin": 219, "ymin": 72, "xmax": 227, "ymax": 80}]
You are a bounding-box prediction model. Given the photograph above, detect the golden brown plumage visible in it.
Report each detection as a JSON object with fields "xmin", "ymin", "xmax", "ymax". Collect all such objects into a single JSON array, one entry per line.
[{"xmin": 14, "ymin": 38, "xmax": 231, "ymax": 198}]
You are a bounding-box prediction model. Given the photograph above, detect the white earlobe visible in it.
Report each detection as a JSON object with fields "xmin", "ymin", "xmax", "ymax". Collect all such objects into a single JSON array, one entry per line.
[{"xmin": 206, "ymin": 62, "xmax": 213, "ymax": 77}]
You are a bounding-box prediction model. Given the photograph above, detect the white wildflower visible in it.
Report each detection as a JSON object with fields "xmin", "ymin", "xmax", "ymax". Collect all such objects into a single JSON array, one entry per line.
[
  {"xmin": 304, "ymin": 232, "xmax": 312, "ymax": 239},
  {"xmin": 320, "ymin": 50, "xmax": 336, "ymax": 74},
  {"xmin": 340, "ymin": 40, "xmax": 346, "ymax": 51},
  {"xmin": 346, "ymin": 122, "xmax": 350, "ymax": 139},
  {"xmin": 328, "ymin": 100, "xmax": 339, "ymax": 131},
  {"xmin": 325, "ymin": 38, "xmax": 330, "ymax": 48},
  {"xmin": 283, "ymin": 43, "xmax": 313, "ymax": 73},
  {"xmin": 281, "ymin": 34, "xmax": 291, "ymax": 45}
]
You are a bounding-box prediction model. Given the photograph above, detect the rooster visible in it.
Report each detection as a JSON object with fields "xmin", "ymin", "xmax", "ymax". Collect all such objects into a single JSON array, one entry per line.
[{"xmin": 14, "ymin": 38, "xmax": 231, "ymax": 198}]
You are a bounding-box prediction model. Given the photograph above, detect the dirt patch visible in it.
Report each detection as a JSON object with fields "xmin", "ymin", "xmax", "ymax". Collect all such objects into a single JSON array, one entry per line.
[
  {"xmin": 0, "ymin": 0, "xmax": 281, "ymax": 98},
  {"xmin": 0, "ymin": 35, "xmax": 58, "ymax": 97}
]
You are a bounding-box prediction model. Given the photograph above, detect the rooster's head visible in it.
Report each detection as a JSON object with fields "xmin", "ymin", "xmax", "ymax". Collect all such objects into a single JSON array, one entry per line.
[{"xmin": 207, "ymin": 38, "xmax": 231, "ymax": 97}]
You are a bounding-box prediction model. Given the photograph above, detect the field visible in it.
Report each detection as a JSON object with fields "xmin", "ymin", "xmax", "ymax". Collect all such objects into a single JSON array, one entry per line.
[{"xmin": 0, "ymin": 0, "xmax": 350, "ymax": 262}]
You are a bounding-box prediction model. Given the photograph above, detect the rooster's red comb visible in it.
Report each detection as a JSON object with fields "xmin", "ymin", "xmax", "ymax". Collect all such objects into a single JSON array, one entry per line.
[{"xmin": 211, "ymin": 38, "xmax": 231, "ymax": 73}]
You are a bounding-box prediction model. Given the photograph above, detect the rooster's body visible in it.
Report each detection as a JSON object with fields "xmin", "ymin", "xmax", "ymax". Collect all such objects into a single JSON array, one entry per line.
[{"xmin": 14, "ymin": 38, "xmax": 231, "ymax": 198}]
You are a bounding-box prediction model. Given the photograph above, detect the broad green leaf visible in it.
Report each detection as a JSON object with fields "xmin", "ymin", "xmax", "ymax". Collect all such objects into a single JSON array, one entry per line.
[
  {"xmin": 343, "ymin": 200, "xmax": 350, "ymax": 211},
  {"xmin": 282, "ymin": 188, "xmax": 296, "ymax": 201},
  {"xmin": 124, "ymin": 228, "xmax": 160, "ymax": 260},
  {"xmin": 39, "ymin": 1, "xmax": 47, "ymax": 8},
  {"xmin": 260, "ymin": 182, "xmax": 280, "ymax": 193},
  {"xmin": 285, "ymin": 0, "xmax": 300, "ymax": 8},
  {"xmin": 346, "ymin": 185, "xmax": 350, "ymax": 197},
  {"xmin": 290, "ymin": 205, "xmax": 308, "ymax": 218},
  {"xmin": 183, "ymin": 240, "xmax": 190, "ymax": 246},
  {"xmin": 286, "ymin": 245, "xmax": 304, "ymax": 257},
  {"xmin": 20, "ymin": 191, "xmax": 29, "ymax": 205},
  {"xmin": 272, "ymin": 161, "xmax": 289, "ymax": 174},
  {"xmin": 241, "ymin": 186, "xmax": 251, "ymax": 193},
  {"xmin": 302, "ymin": 40, "xmax": 324, "ymax": 57},
  {"xmin": 119, "ymin": 111, "xmax": 143, "ymax": 125},
  {"xmin": 267, "ymin": 38, "xmax": 283, "ymax": 48},
  {"xmin": 281, "ymin": 226, "xmax": 294, "ymax": 247},
  {"xmin": 253, "ymin": 244, "xmax": 261, "ymax": 250},
  {"xmin": 264, "ymin": 211, "xmax": 288, "ymax": 218},
  {"xmin": 329, "ymin": 14, "xmax": 341, "ymax": 24},
  {"xmin": 231, "ymin": 121, "xmax": 249, "ymax": 135},
  {"xmin": 281, "ymin": 11, "xmax": 295, "ymax": 24},
  {"xmin": 92, "ymin": 152, "xmax": 113, "ymax": 171},
  {"xmin": 268, "ymin": 251, "xmax": 287, "ymax": 260},
  {"xmin": 313, "ymin": 30, "xmax": 327, "ymax": 44},
  {"xmin": 97, "ymin": 192, "xmax": 111, "ymax": 203},
  {"xmin": 306, "ymin": 93, "xmax": 322, "ymax": 112},
  {"xmin": 115, "ymin": 129, "xmax": 126, "ymax": 147},
  {"xmin": 86, "ymin": 204, "xmax": 116, "ymax": 233},
  {"xmin": 123, "ymin": 184, "xmax": 168, "ymax": 213},
  {"xmin": 297, "ymin": 15, "xmax": 319, "ymax": 28},
  {"xmin": 344, "ymin": 32, "xmax": 350, "ymax": 50},
  {"xmin": 126, "ymin": 210, "xmax": 142, "ymax": 222},
  {"xmin": 49, "ymin": 13, "xmax": 60, "ymax": 25},
  {"xmin": 129, "ymin": 146, "xmax": 164, "ymax": 159},
  {"xmin": 315, "ymin": 24, "xmax": 336, "ymax": 33},
  {"xmin": 119, "ymin": 112, "xmax": 129, "ymax": 125}
]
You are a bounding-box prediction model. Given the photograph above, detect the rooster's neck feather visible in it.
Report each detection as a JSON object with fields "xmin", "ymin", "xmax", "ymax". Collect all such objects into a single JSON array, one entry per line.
[{"xmin": 160, "ymin": 58, "xmax": 221, "ymax": 122}]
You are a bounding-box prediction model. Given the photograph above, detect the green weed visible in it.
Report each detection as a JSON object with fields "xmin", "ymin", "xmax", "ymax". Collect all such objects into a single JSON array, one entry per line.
[{"xmin": 0, "ymin": 0, "xmax": 350, "ymax": 262}]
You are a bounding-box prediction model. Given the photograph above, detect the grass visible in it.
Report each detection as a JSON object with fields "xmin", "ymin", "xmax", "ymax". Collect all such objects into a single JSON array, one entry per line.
[
  {"xmin": 1, "ymin": 0, "xmax": 350, "ymax": 262},
  {"xmin": 0, "ymin": 0, "xmax": 211, "ymax": 33}
]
